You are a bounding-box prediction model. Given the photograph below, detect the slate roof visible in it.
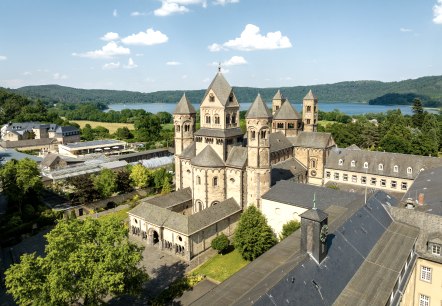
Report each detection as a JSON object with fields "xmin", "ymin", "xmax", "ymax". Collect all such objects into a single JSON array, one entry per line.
[
  {"xmin": 40, "ymin": 153, "xmax": 61, "ymax": 168},
  {"xmin": 194, "ymin": 128, "xmax": 243, "ymax": 138},
  {"xmin": 180, "ymin": 142, "xmax": 196, "ymax": 159},
  {"xmin": 0, "ymin": 138, "xmax": 57, "ymax": 148},
  {"xmin": 271, "ymin": 158, "xmax": 306, "ymax": 185},
  {"xmin": 191, "ymin": 145, "xmax": 225, "ymax": 167},
  {"xmin": 347, "ymin": 144, "xmax": 361, "ymax": 150},
  {"xmin": 245, "ymin": 94, "xmax": 272, "ymax": 119},
  {"xmin": 262, "ymin": 180, "xmax": 362, "ymax": 209},
  {"xmin": 272, "ymin": 89, "xmax": 284, "ymax": 100},
  {"xmin": 273, "ymin": 100, "xmax": 301, "ymax": 120},
  {"xmin": 402, "ymin": 165, "xmax": 442, "ymax": 216},
  {"xmin": 269, "ymin": 132, "xmax": 293, "ymax": 153},
  {"xmin": 143, "ymin": 187, "xmax": 192, "ymax": 209},
  {"xmin": 304, "ymin": 89, "xmax": 317, "ymax": 100},
  {"xmin": 129, "ymin": 197, "xmax": 241, "ymax": 235},
  {"xmin": 174, "ymin": 93, "xmax": 196, "ymax": 114},
  {"xmin": 288, "ymin": 131, "xmax": 335, "ymax": 149},
  {"xmin": 225, "ymin": 146, "xmax": 247, "ymax": 168},
  {"xmin": 0, "ymin": 148, "xmax": 43, "ymax": 165},
  {"xmin": 203, "ymin": 72, "xmax": 232, "ymax": 106},
  {"xmin": 55, "ymin": 125, "xmax": 79, "ymax": 134},
  {"xmin": 326, "ymin": 147, "xmax": 442, "ymax": 180}
]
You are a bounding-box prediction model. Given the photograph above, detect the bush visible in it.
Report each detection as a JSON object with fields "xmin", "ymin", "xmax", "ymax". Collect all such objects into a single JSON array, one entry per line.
[
  {"xmin": 211, "ymin": 233, "xmax": 229, "ymax": 254},
  {"xmin": 280, "ymin": 220, "xmax": 301, "ymax": 240}
]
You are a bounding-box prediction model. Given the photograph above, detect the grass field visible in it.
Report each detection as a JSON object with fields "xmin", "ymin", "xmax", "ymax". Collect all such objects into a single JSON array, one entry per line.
[
  {"xmin": 191, "ymin": 248, "xmax": 249, "ymax": 283},
  {"xmin": 71, "ymin": 120, "xmax": 135, "ymax": 134}
]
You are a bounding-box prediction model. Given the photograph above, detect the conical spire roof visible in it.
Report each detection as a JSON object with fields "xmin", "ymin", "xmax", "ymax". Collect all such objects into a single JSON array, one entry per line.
[
  {"xmin": 304, "ymin": 89, "xmax": 317, "ymax": 100},
  {"xmin": 203, "ymin": 72, "xmax": 232, "ymax": 106},
  {"xmin": 274, "ymin": 99, "xmax": 300, "ymax": 120},
  {"xmin": 174, "ymin": 93, "xmax": 196, "ymax": 114},
  {"xmin": 191, "ymin": 145, "xmax": 225, "ymax": 167},
  {"xmin": 246, "ymin": 94, "xmax": 272, "ymax": 119},
  {"xmin": 273, "ymin": 89, "xmax": 284, "ymax": 100}
]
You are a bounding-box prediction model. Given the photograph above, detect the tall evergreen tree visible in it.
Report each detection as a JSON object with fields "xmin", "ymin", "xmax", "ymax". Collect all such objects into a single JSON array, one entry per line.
[
  {"xmin": 234, "ymin": 206, "xmax": 277, "ymax": 261},
  {"xmin": 411, "ymin": 98, "xmax": 425, "ymax": 128}
]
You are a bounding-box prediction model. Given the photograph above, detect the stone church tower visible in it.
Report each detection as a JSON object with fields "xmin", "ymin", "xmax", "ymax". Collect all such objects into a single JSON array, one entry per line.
[
  {"xmin": 302, "ymin": 89, "xmax": 318, "ymax": 132},
  {"xmin": 272, "ymin": 90, "xmax": 285, "ymax": 115},
  {"xmin": 246, "ymin": 94, "xmax": 272, "ymax": 208}
]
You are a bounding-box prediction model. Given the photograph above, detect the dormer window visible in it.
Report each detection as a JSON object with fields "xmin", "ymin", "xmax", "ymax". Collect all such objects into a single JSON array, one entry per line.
[
  {"xmin": 351, "ymin": 160, "xmax": 355, "ymax": 167},
  {"xmin": 394, "ymin": 165, "xmax": 398, "ymax": 172},
  {"xmin": 209, "ymin": 93, "xmax": 215, "ymax": 102},
  {"xmin": 407, "ymin": 167, "xmax": 412, "ymax": 174},
  {"xmin": 432, "ymin": 244, "xmax": 441, "ymax": 255},
  {"xmin": 363, "ymin": 162, "xmax": 368, "ymax": 169},
  {"xmin": 378, "ymin": 164, "xmax": 383, "ymax": 171},
  {"xmin": 229, "ymin": 94, "xmax": 233, "ymax": 102},
  {"xmin": 338, "ymin": 159, "xmax": 343, "ymax": 166}
]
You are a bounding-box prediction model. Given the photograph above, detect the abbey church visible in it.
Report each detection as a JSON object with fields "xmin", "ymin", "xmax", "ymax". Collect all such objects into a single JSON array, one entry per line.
[{"xmin": 128, "ymin": 71, "xmax": 336, "ymax": 260}]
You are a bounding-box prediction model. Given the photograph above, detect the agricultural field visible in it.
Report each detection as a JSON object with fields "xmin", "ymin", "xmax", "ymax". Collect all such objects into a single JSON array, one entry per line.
[{"xmin": 70, "ymin": 120, "xmax": 135, "ymax": 134}]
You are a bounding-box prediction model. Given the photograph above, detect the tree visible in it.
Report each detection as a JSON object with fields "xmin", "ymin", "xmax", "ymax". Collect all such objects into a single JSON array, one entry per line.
[
  {"xmin": 161, "ymin": 176, "xmax": 172, "ymax": 195},
  {"xmin": 233, "ymin": 206, "xmax": 277, "ymax": 261},
  {"xmin": 66, "ymin": 175, "xmax": 99, "ymax": 204},
  {"xmin": 5, "ymin": 217, "xmax": 148, "ymax": 306},
  {"xmin": 412, "ymin": 98, "xmax": 425, "ymax": 128},
  {"xmin": 93, "ymin": 169, "xmax": 117, "ymax": 198},
  {"xmin": 114, "ymin": 127, "xmax": 133, "ymax": 140},
  {"xmin": 279, "ymin": 220, "xmax": 301, "ymax": 240},
  {"xmin": 211, "ymin": 233, "xmax": 230, "ymax": 254},
  {"xmin": 129, "ymin": 164, "xmax": 151, "ymax": 189},
  {"xmin": 0, "ymin": 158, "xmax": 42, "ymax": 215},
  {"xmin": 116, "ymin": 169, "xmax": 134, "ymax": 194}
]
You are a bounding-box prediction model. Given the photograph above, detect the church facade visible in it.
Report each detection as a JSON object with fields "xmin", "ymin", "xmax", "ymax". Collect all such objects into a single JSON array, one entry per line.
[{"xmin": 128, "ymin": 71, "xmax": 325, "ymax": 260}]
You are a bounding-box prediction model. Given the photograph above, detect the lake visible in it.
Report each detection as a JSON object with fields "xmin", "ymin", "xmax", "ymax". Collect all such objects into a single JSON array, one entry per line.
[{"xmin": 106, "ymin": 102, "xmax": 427, "ymax": 116}]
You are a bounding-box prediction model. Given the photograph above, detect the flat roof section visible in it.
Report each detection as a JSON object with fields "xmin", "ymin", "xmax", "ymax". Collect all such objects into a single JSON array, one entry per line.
[{"xmin": 59, "ymin": 139, "xmax": 126, "ymax": 150}]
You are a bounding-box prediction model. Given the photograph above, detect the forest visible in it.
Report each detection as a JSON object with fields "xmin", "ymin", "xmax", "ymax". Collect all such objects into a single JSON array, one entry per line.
[{"xmin": 3, "ymin": 75, "xmax": 442, "ymax": 105}]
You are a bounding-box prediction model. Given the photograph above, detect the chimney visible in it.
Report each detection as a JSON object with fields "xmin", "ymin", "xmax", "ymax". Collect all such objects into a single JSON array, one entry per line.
[
  {"xmin": 300, "ymin": 208, "xmax": 329, "ymax": 264},
  {"xmin": 418, "ymin": 193, "xmax": 425, "ymax": 206}
]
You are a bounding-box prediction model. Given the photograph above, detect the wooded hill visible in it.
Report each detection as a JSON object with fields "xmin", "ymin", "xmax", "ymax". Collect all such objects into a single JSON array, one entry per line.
[{"xmin": 5, "ymin": 75, "xmax": 442, "ymax": 106}]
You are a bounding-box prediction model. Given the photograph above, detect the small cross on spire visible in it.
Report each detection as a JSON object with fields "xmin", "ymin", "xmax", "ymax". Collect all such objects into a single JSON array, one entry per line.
[{"xmin": 218, "ymin": 62, "xmax": 221, "ymax": 72}]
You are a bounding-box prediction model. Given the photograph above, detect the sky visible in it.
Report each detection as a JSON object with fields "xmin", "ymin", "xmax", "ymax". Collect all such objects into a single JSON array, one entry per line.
[{"xmin": 0, "ymin": 0, "xmax": 441, "ymax": 93}]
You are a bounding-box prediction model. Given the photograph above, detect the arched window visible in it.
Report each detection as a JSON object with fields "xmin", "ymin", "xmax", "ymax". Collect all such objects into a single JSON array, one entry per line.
[
  {"xmin": 214, "ymin": 115, "xmax": 220, "ymax": 124},
  {"xmin": 260, "ymin": 130, "xmax": 267, "ymax": 139},
  {"xmin": 277, "ymin": 122, "xmax": 284, "ymax": 129},
  {"xmin": 394, "ymin": 165, "xmax": 398, "ymax": 172},
  {"xmin": 176, "ymin": 125, "xmax": 180, "ymax": 132},
  {"xmin": 363, "ymin": 162, "xmax": 368, "ymax": 168},
  {"xmin": 407, "ymin": 167, "xmax": 412, "ymax": 174},
  {"xmin": 196, "ymin": 176, "xmax": 201, "ymax": 185},
  {"xmin": 378, "ymin": 164, "xmax": 383, "ymax": 171},
  {"xmin": 213, "ymin": 177, "xmax": 218, "ymax": 186},
  {"xmin": 251, "ymin": 130, "xmax": 256, "ymax": 140},
  {"xmin": 351, "ymin": 160, "xmax": 355, "ymax": 167},
  {"xmin": 226, "ymin": 114, "xmax": 230, "ymax": 124},
  {"xmin": 209, "ymin": 93, "xmax": 215, "ymax": 102},
  {"xmin": 231, "ymin": 114, "xmax": 236, "ymax": 124},
  {"xmin": 338, "ymin": 159, "xmax": 343, "ymax": 166},
  {"xmin": 311, "ymin": 159, "xmax": 316, "ymax": 168},
  {"xmin": 184, "ymin": 124, "xmax": 190, "ymax": 132},
  {"xmin": 205, "ymin": 115, "xmax": 211, "ymax": 124},
  {"xmin": 307, "ymin": 106, "xmax": 311, "ymax": 112},
  {"xmin": 229, "ymin": 94, "xmax": 233, "ymax": 102}
]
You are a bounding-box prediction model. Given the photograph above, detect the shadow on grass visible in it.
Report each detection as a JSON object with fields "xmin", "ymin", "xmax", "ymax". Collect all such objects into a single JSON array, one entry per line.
[
  {"xmin": 108, "ymin": 261, "xmax": 188, "ymax": 306},
  {"xmin": 220, "ymin": 244, "xmax": 235, "ymax": 255}
]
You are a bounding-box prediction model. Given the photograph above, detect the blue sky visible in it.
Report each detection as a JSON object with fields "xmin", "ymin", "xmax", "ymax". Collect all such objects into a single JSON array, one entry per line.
[{"xmin": 0, "ymin": 0, "xmax": 441, "ymax": 92}]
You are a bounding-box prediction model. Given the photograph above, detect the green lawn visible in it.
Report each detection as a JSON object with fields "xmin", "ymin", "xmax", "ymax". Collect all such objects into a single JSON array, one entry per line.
[
  {"xmin": 191, "ymin": 248, "xmax": 249, "ymax": 283},
  {"xmin": 98, "ymin": 207, "xmax": 130, "ymax": 223}
]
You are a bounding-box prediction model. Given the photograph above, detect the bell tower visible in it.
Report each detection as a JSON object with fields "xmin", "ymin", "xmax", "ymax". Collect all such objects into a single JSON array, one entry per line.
[
  {"xmin": 246, "ymin": 94, "xmax": 272, "ymax": 208},
  {"xmin": 173, "ymin": 93, "xmax": 196, "ymax": 155},
  {"xmin": 302, "ymin": 89, "xmax": 318, "ymax": 132},
  {"xmin": 300, "ymin": 201, "xmax": 328, "ymax": 264},
  {"xmin": 272, "ymin": 89, "xmax": 285, "ymax": 115}
]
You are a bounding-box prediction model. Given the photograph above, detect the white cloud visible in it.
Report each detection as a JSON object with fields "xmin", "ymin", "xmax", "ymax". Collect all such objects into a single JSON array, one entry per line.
[
  {"xmin": 113, "ymin": 9, "xmax": 118, "ymax": 17},
  {"xmin": 400, "ymin": 28, "xmax": 412, "ymax": 32},
  {"xmin": 121, "ymin": 28, "xmax": 168, "ymax": 45},
  {"xmin": 103, "ymin": 62, "xmax": 121, "ymax": 70},
  {"xmin": 124, "ymin": 58, "xmax": 138, "ymax": 69},
  {"xmin": 0, "ymin": 55, "xmax": 7, "ymax": 61},
  {"xmin": 53, "ymin": 73, "xmax": 68, "ymax": 80},
  {"xmin": 154, "ymin": 1, "xmax": 189, "ymax": 16},
  {"xmin": 166, "ymin": 61, "xmax": 181, "ymax": 66},
  {"xmin": 23, "ymin": 71, "xmax": 32, "ymax": 76},
  {"xmin": 213, "ymin": 0, "xmax": 239, "ymax": 5},
  {"xmin": 434, "ymin": 0, "xmax": 442, "ymax": 24},
  {"xmin": 209, "ymin": 24, "xmax": 292, "ymax": 52},
  {"xmin": 223, "ymin": 55, "xmax": 247, "ymax": 66},
  {"xmin": 154, "ymin": 0, "xmax": 208, "ymax": 16},
  {"xmin": 208, "ymin": 43, "xmax": 226, "ymax": 52},
  {"xmin": 72, "ymin": 42, "xmax": 130, "ymax": 59},
  {"xmin": 131, "ymin": 11, "xmax": 147, "ymax": 16},
  {"xmin": 135, "ymin": 53, "xmax": 144, "ymax": 57},
  {"xmin": 101, "ymin": 32, "xmax": 120, "ymax": 41}
]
